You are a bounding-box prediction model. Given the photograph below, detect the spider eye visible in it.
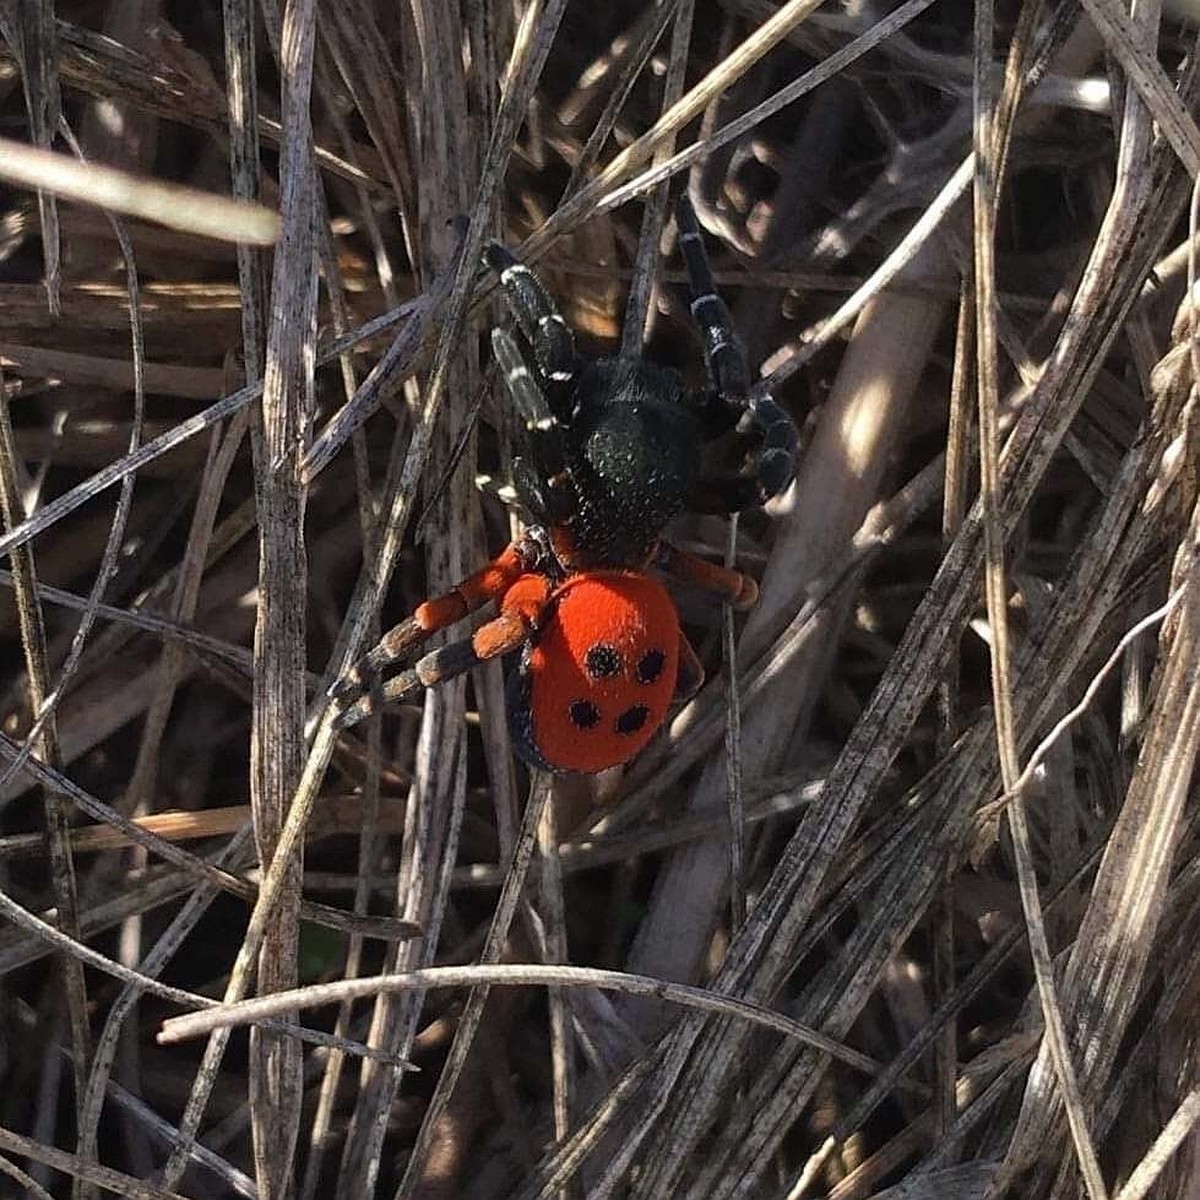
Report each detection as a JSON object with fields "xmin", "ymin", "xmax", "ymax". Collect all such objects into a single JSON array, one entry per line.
[
  {"xmin": 585, "ymin": 644, "xmax": 622, "ymax": 678},
  {"xmin": 635, "ymin": 649, "xmax": 666, "ymax": 684},
  {"xmin": 569, "ymin": 699, "xmax": 601, "ymax": 729},
  {"xmin": 615, "ymin": 705, "xmax": 649, "ymax": 735}
]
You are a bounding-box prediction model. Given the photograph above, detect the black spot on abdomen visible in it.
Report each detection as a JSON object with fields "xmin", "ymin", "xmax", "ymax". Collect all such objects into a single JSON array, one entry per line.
[
  {"xmin": 570, "ymin": 699, "xmax": 601, "ymax": 729},
  {"xmin": 585, "ymin": 644, "xmax": 622, "ymax": 678},
  {"xmin": 615, "ymin": 705, "xmax": 649, "ymax": 735},
  {"xmin": 636, "ymin": 649, "xmax": 666, "ymax": 684}
]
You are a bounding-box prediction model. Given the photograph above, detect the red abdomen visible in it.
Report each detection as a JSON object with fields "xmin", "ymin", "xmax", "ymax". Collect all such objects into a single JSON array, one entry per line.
[{"xmin": 526, "ymin": 572, "xmax": 680, "ymax": 773}]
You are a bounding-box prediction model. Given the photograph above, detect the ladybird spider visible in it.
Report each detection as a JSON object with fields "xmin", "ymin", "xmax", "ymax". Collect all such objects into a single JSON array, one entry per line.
[{"xmin": 331, "ymin": 195, "xmax": 799, "ymax": 774}]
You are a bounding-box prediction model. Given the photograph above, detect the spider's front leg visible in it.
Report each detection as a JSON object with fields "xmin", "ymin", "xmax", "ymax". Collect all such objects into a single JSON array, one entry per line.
[
  {"xmin": 685, "ymin": 389, "xmax": 800, "ymax": 512},
  {"xmin": 330, "ymin": 542, "xmax": 534, "ymax": 729},
  {"xmin": 490, "ymin": 326, "xmax": 579, "ymax": 527},
  {"xmin": 676, "ymin": 193, "xmax": 750, "ymax": 401},
  {"xmin": 675, "ymin": 194, "xmax": 800, "ymax": 511},
  {"xmin": 484, "ymin": 240, "xmax": 583, "ymax": 528},
  {"xmin": 484, "ymin": 242, "xmax": 579, "ymax": 392}
]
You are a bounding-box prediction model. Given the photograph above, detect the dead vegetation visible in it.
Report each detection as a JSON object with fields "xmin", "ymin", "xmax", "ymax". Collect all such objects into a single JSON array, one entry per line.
[{"xmin": 1, "ymin": 1, "xmax": 1200, "ymax": 1198}]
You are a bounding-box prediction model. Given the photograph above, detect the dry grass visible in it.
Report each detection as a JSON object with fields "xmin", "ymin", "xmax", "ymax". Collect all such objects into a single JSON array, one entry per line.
[{"xmin": 0, "ymin": 2, "xmax": 1199, "ymax": 1198}]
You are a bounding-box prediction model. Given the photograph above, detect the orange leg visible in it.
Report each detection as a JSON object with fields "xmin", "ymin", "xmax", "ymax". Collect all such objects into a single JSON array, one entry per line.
[
  {"xmin": 411, "ymin": 541, "xmax": 527, "ymax": 632},
  {"xmin": 333, "ymin": 572, "xmax": 552, "ymax": 730},
  {"xmin": 471, "ymin": 574, "xmax": 552, "ymax": 658},
  {"xmin": 330, "ymin": 543, "xmax": 528, "ymax": 721},
  {"xmin": 655, "ymin": 540, "xmax": 758, "ymax": 610}
]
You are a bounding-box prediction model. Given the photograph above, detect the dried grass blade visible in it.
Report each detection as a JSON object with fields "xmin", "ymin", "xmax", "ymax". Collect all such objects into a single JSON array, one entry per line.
[
  {"xmin": 23, "ymin": 120, "xmax": 157, "ymax": 1199},
  {"xmin": 0, "ymin": 292, "xmax": 429, "ymax": 567},
  {"xmin": 0, "ymin": 343, "xmax": 226, "ymax": 400},
  {"xmin": 243, "ymin": 0, "xmax": 320, "ymax": 1192},
  {"xmin": 975, "ymin": 3, "xmax": 1105, "ymax": 1197},
  {"xmin": 184, "ymin": 2, "xmax": 570, "ymax": 1195},
  {"xmin": 294, "ymin": 55, "xmax": 386, "ymax": 1190},
  {"xmin": 589, "ymin": 0, "xmax": 942, "ymax": 224},
  {"xmin": 1080, "ymin": 0, "xmax": 1200, "ymax": 178},
  {"xmin": 0, "ymin": 380, "xmax": 91, "ymax": 1112},
  {"xmin": 0, "ymin": 126, "xmax": 149, "ymax": 810},
  {"xmin": 619, "ymin": 137, "xmax": 954, "ymax": 1200},
  {"xmin": 610, "ymin": 31, "xmax": 1193, "ymax": 1200},
  {"xmin": 536, "ymin": 800, "xmax": 575, "ymax": 1175},
  {"xmin": 997, "ymin": 5, "xmax": 1188, "ymax": 1189},
  {"xmin": 0, "ymin": 1124, "xmax": 190, "ymax": 1200},
  {"xmin": 1, "ymin": 112, "xmax": 164, "ymax": 1163},
  {"xmin": 1004, "ymin": 393, "xmax": 1200, "ymax": 1187},
  {"xmin": 934, "ymin": 280, "xmax": 975, "ymax": 1135},
  {"xmin": 0, "ymin": 727, "xmax": 416, "ymax": 940},
  {"xmin": 75, "ymin": 827, "xmax": 259, "ymax": 1185},
  {"xmin": 392, "ymin": 771, "xmax": 554, "ymax": 1198},
  {"xmin": 1112, "ymin": 1086, "xmax": 1200, "ymax": 1200},
  {"xmin": 860, "ymin": 1162, "xmax": 1001, "ymax": 1200},
  {"xmin": 562, "ymin": 0, "xmax": 678, "ymax": 197},
  {"xmin": 335, "ymin": 0, "xmax": 481, "ymax": 1187},
  {"xmin": 0, "ymin": 883, "xmax": 412, "ymax": 1064},
  {"xmin": 318, "ymin": 1, "xmax": 415, "ymax": 226},
  {"xmin": 620, "ymin": 0, "xmax": 693, "ymax": 351},
  {"xmin": 588, "ymin": 0, "xmax": 825, "ymax": 197},
  {"xmin": 159, "ymin": 959, "xmax": 890, "ymax": 1076},
  {"xmin": 723, "ymin": 513, "xmax": 746, "ymax": 929},
  {"xmin": 0, "ymin": 134, "xmax": 279, "ymax": 245},
  {"xmin": 0, "ymin": 0, "xmax": 62, "ymax": 314}
]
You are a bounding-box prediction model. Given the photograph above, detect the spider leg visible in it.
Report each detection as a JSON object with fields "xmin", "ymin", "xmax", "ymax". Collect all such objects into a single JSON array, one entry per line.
[
  {"xmin": 687, "ymin": 388, "xmax": 799, "ymax": 492},
  {"xmin": 676, "ymin": 193, "xmax": 750, "ymax": 401},
  {"xmin": 676, "ymin": 196, "xmax": 800, "ymax": 508},
  {"xmin": 492, "ymin": 328, "xmax": 579, "ymax": 526},
  {"xmin": 334, "ymin": 636, "xmax": 485, "ymax": 730},
  {"xmin": 683, "ymin": 445, "xmax": 795, "ymax": 514},
  {"xmin": 330, "ymin": 542, "xmax": 530, "ymax": 727},
  {"xmin": 490, "ymin": 327, "xmax": 556, "ymax": 432},
  {"xmin": 484, "ymin": 242, "xmax": 579, "ymax": 391},
  {"xmin": 684, "ymin": 390, "xmax": 798, "ymax": 509},
  {"xmin": 739, "ymin": 392, "xmax": 800, "ymax": 499},
  {"xmin": 655, "ymin": 539, "xmax": 758, "ymax": 610},
  {"xmin": 334, "ymin": 575, "xmax": 553, "ymax": 730}
]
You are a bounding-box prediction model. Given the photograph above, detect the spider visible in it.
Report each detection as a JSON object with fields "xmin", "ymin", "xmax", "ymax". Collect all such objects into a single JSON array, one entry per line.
[{"xmin": 331, "ymin": 195, "xmax": 799, "ymax": 774}]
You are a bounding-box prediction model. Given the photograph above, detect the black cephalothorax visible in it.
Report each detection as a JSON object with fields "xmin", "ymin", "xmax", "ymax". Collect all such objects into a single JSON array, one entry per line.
[{"xmin": 486, "ymin": 193, "xmax": 799, "ymax": 568}]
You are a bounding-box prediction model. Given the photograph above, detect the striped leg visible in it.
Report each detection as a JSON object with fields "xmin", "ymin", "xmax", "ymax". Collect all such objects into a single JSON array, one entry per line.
[
  {"xmin": 333, "ymin": 574, "xmax": 552, "ymax": 730},
  {"xmin": 330, "ymin": 543, "xmax": 529, "ymax": 728},
  {"xmin": 683, "ymin": 391, "xmax": 800, "ymax": 511},
  {"xmin": 676, "ymin": 194, "xmax": 800, "ymax": 507},
  {"xmin": 484, "ymin": 242, "xmax": 579, "ymax": 390},
  {"xmin": 491, "ymin": 325, "xmax": 579, "ymax": 525},
  {"xmin": 676, "ymin": 193, "xmax": 750, "ymax": 401}
]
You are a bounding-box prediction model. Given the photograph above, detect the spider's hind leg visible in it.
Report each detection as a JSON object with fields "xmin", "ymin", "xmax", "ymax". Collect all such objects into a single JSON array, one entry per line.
[
  {"xmin": 737, "ymin": 393, "xmax": 798, "ymax": 499},
  {"xmin": 333, "ymin": 574, "xmax": 553, "ymax": 730},
  {"xmin": 330, "ymin": 543, "xmax": 528, "ymax": 728},
  {"xmin": 484, "ymin": 242, "xmax": 579, "ymax": 392},
  {"xmin": 656, "ymin": 540, "xmax": 759, "ymax": 610}
]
